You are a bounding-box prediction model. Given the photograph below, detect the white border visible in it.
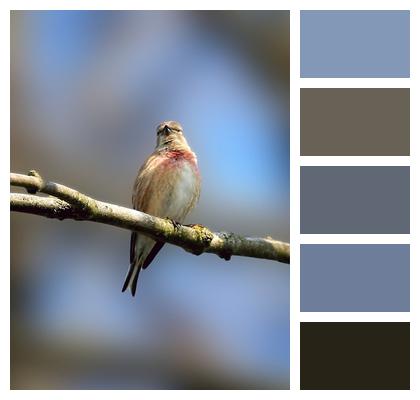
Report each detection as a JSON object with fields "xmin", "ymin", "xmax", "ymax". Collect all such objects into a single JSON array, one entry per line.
[
  {"xmin": 300, "ymin": 234, "xmax": 411, "ymax": 244},
  {"xmin": 409, "ymin": 2, "xmax": 418, "ymax": 393},
  {"xmin": 2, "ymin": 0, "xmax": 419, "ymax": 398},
  {"xmin": 289, "ymin": 6, "xmax": 300, "ymax": 391},
  {"xmin": 301, "ymin": 78, "xmax": 411, "ymax": 88},
  {"xmin": 301, "ymin": 157, "xmax": 411, "ymax": 166},
  {"xmin": 3, "ymin": 0, "xmax": 418, "ymax": 11},
  {"xmin": 300, "ymin": 313, "xmax": 411, "ymax": 323}
]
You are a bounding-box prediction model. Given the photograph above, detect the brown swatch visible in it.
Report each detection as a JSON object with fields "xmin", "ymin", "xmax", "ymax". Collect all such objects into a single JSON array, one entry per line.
[
  {"xmin": 300, "ymin": 322, "xmax": 410, "ymax": 390},
  {"xmin": 300, "ymin": 88, "xmax": 410, "ymax": 156}
]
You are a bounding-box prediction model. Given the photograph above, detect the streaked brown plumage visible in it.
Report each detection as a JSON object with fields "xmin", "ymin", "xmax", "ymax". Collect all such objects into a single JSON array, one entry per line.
[{"xmin": 122, "ymin": 121, "xmax": 201, "ymax": 296}]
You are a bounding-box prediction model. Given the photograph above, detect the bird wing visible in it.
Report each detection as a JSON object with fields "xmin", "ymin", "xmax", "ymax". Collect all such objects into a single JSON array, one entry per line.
[
  {"xmin": 141, "ymin": 241, "xmax": 165, "ymax": 270},
  {"xmin": 125, "ymin": 153, "xmax": 172, "ymax": 295}
]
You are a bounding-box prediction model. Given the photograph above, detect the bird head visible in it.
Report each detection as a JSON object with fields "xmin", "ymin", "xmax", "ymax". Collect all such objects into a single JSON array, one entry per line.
[{"xmin": 156, "ymin": 121, "xmax": 189, "ymax": 150}]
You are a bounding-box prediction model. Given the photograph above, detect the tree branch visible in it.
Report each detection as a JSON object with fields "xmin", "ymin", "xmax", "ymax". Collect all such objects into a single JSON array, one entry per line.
[{"xmin": 10, "ymin": 171, "xmax": 290, "ymax": 264}]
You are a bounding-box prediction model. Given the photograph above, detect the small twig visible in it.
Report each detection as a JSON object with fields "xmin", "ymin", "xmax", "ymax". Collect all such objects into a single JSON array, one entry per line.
[
  {"xmin": 10, "ymin": 171, "xmax": 290, "ymax": 264},
  {"xmin": 11, "ymin": 171, "xmax": 97, "ymax": 215}
]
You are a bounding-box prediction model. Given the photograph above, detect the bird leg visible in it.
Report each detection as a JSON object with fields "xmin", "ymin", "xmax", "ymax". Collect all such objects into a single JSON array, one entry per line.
[{"xmin": 166, "ymin": 218, "xmax": 182, "ymax": 230}]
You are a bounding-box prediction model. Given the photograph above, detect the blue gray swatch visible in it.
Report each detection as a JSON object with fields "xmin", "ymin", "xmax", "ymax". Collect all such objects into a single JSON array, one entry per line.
[
  {"xmin": 301, "ymin": 244, "xmax": 410, "ymax": 312},
  {"xmin": 300, "ymin": 166, "xmax": 410, "ymax": 234},
  {"xmin": 301, "ymin": 10, "xmax": 410, "ymax": 77}
]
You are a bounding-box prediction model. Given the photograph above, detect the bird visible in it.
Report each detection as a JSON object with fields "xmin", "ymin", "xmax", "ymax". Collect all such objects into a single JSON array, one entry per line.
[{"xmin": 122, "ymin": 121, "xmax": 201, "ymax": 296}]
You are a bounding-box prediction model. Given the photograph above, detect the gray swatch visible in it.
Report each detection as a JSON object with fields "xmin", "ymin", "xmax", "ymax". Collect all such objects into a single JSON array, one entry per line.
[
  {"xmin": 301, "ymin": 244, "xmax": 410, "ymax": 312},
  {"xmin": 301, "ymin": 88, "xmax": 410, "ymax": 156},
  {"xmin": 300, "ymin": 166, "xmax": 410, "ymax": 234},
  {"xmin": 301, "ymin": 10, "xmax": 410, "ymax": 77}
]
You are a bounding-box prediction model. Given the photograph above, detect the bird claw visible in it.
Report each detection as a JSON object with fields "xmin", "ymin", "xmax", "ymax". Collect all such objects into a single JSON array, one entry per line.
[{"xmin": 167, "ymin": 218, "xmax": 182, "ymax": 229}]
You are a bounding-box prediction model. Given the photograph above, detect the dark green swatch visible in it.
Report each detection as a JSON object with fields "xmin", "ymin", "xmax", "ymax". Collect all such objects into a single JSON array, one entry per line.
[
  {"xmin": 300, "ymin": 322, "xmax": 410, "ymax": 390},
  {"xmin": 301, "ymin": 88, "xmax": 410, "ymax": 156}
]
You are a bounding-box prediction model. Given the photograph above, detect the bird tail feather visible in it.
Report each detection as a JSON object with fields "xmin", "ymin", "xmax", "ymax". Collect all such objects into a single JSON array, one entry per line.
[
  {"xmin": 121, "ymin": 261, "xmax": 142, "ymax": 296},
  {"xmin": 122, "ymin": 234, "xmax": 156, "ymax": 296}
]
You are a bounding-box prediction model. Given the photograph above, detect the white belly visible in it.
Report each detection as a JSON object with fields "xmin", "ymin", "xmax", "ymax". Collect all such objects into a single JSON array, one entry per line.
[{"xmin": 163, "ymin": 162, "xmax": 199, "ymax": 222}]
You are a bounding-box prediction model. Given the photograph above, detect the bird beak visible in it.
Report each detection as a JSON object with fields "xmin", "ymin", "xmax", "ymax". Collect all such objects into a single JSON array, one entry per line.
[{"xmin": 163, "ymin": 125, "xmax": 171, "ymax": 134}]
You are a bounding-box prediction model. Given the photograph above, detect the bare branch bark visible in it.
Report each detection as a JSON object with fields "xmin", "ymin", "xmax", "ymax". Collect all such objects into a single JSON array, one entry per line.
[{"xmin": 10, "ymin": 171, "xmax": 290, "ymax": 264}]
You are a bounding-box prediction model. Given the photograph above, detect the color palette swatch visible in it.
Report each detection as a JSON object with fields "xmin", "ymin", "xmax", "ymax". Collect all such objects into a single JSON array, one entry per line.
[
  {"xmin": 300, "ymin": 166, "xmax": 410, "ymax": 234},
  {"xmin": 300, "ymin": 322, "xmax": 410, "ymax": 389},
  {"xmin": 301, "ymin": 88, "xmax": 410, "ymax": 156},
  {"xmin": 301, "ymin": 244, "xmax": 410, "ymax": 312},
  {"xmin": 299, "ymin": 9, "xmax": 410, "ymax": 390},
  {"xmin": 301, "ymin": 10, "xmax": 410, "ymax": 77}
]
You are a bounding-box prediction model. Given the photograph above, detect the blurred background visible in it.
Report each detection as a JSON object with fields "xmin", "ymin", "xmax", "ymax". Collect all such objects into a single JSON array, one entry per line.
[{"xmin": 10, "ymin": 11, "xmax": 290, "ymax": 389}]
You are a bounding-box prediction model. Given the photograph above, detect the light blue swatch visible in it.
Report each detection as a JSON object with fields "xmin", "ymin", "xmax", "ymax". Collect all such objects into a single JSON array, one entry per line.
[
  {"xmin": 301, "ymin": 244, "xmax": 410, "ymax": 312},
  {"xmin": 301, "ymin": 10, "xmax": 410, "ymax": 77}
]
